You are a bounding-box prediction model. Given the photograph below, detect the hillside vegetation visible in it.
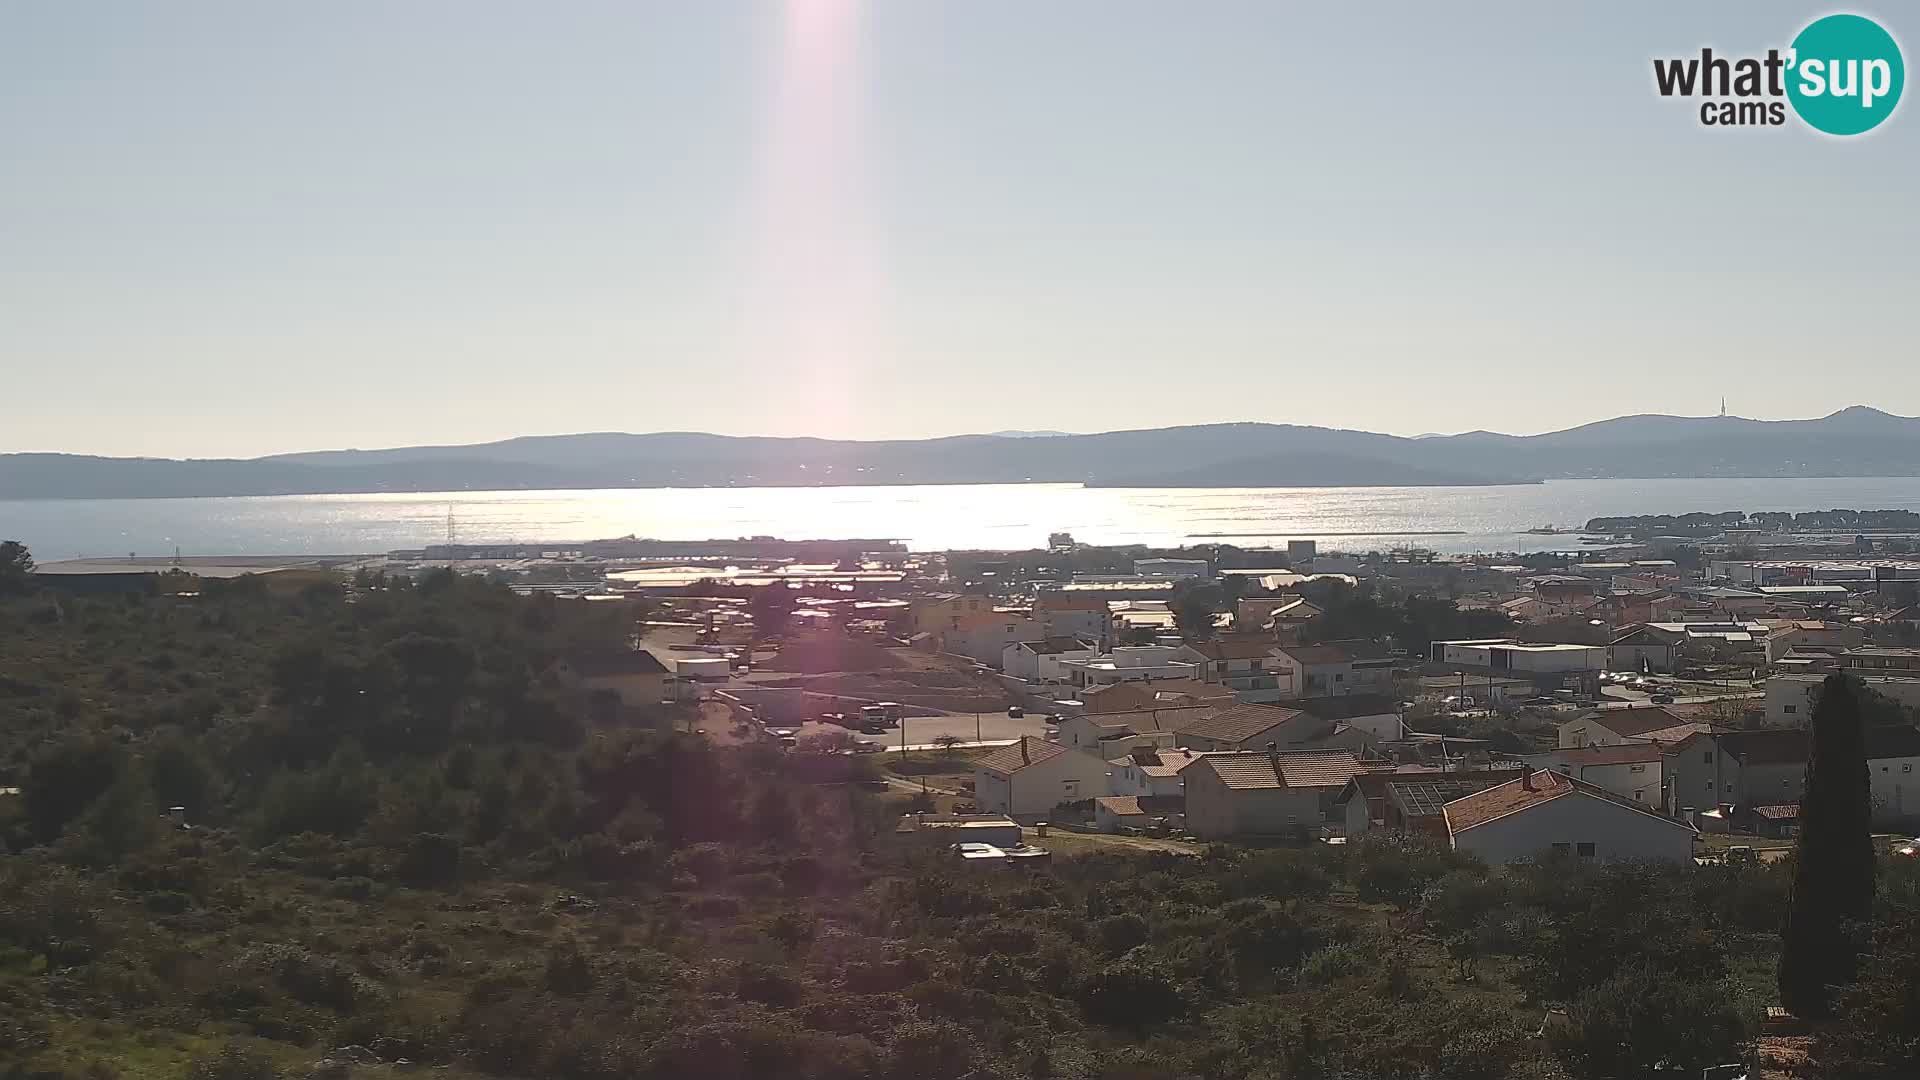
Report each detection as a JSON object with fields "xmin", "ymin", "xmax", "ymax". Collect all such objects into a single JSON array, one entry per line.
[{"xmin": 3, "ymin": 566, "xmax": 1919, "ymax": 1079}]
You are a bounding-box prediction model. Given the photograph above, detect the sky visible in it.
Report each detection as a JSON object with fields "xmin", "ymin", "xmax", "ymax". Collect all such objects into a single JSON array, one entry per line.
[{"xmin": 2, "ymin": 1, "xmax": 1916, "ymax": 458}]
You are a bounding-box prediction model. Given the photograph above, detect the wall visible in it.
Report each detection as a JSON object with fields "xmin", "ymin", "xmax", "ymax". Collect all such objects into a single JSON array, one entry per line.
[
  {"xmin": 975, "ymin": 749, "xmax": 1112, "ymax": 818},
  {"xmin": 1609, "ymin": 642, "xmax": 1676, "ymax": 674},
  {"xmin": 1871, "ymin": 754, "xmax": 1920, "ymax": 829},
  {"xmin": 1038, "ymin": 607, "xmax": 1109, "ymax": 645},
  {"xmin": 1578, "ymin": 760, "xmax": 1662, "ymax": 807},
  {"xmin": 1454, "ymin": 791, "xmax": 1695, "ymax": 864},
  {"xmin": 1185, "ymin": 767, "xmax": 1321, "ymax": 839}
]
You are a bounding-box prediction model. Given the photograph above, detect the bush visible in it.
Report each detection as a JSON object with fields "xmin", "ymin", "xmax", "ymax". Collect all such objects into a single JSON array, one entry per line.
[
  {"xmin": 1076, "ymin": 956, "xmax": 1190, "ymax": 1030},
  {"xmin": 186, "ymin": 1045, "xmax": 280, "ymax": 1080},
  {"xmin": 397, "ymin": 832, "xmax": 461, "ymax": 887},
  {"xmin": 1093, "ymin": 913, "xmax": 1150, "ymax": 956}
]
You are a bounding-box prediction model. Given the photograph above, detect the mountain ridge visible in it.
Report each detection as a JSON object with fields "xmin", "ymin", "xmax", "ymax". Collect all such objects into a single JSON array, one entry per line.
[{"xmin": 6, "ymin": 407, "xmax": 1920, "ymax": 500}]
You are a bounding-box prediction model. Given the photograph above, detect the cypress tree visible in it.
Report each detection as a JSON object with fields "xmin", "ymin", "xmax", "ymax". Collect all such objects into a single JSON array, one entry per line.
[{"xmin": 1778, "ymin": 673, "xmax": 1876, "ymax": 1016}]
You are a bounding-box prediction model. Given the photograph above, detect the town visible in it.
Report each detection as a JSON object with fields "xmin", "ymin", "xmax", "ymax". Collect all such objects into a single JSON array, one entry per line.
[{"xmin": 31, "ymin": 517, "xmax": 1920, "ymax": 865}]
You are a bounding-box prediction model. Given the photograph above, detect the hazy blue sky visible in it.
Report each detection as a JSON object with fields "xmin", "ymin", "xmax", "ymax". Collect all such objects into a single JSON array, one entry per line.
[{"xmin": 3, "ymin": 2, "xmax": 1915, "ymax": 457}]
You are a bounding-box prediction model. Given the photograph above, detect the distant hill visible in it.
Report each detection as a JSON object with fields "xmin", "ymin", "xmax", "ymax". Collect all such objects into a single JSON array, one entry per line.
[{"xmin": 8, "ymin": 406, "xmax": 1920, "ymax": 499}]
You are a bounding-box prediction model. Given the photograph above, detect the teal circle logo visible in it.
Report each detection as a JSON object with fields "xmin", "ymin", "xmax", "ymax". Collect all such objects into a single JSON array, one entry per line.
[{"xmin": 1786, "ymin": 14, "xmax": 1904, "ymax": 135}]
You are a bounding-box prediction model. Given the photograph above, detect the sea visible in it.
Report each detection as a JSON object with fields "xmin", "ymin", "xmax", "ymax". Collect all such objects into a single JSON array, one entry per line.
[{"xmin": 5, "ymin": 476, "xmax": 1920, "ymax": 560}]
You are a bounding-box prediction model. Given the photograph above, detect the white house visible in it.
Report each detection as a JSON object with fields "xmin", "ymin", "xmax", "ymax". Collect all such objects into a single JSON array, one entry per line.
[
  {"xmin": 1001, "ymin": 636, "xmax": 1098, "ymax": 684},
  {"xmin": 1443, "ymin": 769, "xmax": 1697, "ymax": 864},
  {"xmin": 1053, "ymin": 706, "xmax": 1206, "ymax": 754},
  {"xmin": 1555, "ymin": 706, "xmax": 1699, "ymax": 749},
  {"xmin": 1868, "ymin": 726, "xmax": 1920, "ymax": 829},
  {"xmin": 1057, "ymin": 645, "xmax": 1203, "ymax": 688},
  {"xmin": 1032, "ymin": 592, "xmax": 1112, "ymax": 647},
  {"xmin": 943, "ymin": 611, "xmax": 1044, "ymax": 667},
  {"xmin": 1520, "ymin": 744, "xmax": 1666, "ymax": 807},
  {"xmin": 1173, "ymin": 702, "xmax": 1326, "ymax": 752},
  {"xmin": 1183, "ymin": 749, "xmax": 1367, "ymax": 839},
  {"xmin": 1105, "ymin": 746, "xmax": 1222, "ymax": 797},
  {"xmin": 972, "ymin": 737, "xmax": 1112, "ymax": 818},
  {"xmin": 1295, "ymin": 694, "xmax": 1404, "ymax": 743},
  {"xmin": 1271, "ymin": 641, "xmax": 1395, "ymax": 698},
  {"xmin": 1177, "ymin": 638, "xmax": 1292, "ymax": 702}
]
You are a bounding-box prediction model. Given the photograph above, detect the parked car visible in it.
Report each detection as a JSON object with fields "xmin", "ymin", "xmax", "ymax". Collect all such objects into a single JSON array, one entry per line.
[
  {"xmin": 1650, "ymin": 693, "xmax": 1675, "ymax": 704},
  {"xmin": 1007, "ymin": 705, "xmax": 1025, "ymax": 718},
  {"xmin": 850, "ymin": 740, "xmax": 884, "ymax": 754}
]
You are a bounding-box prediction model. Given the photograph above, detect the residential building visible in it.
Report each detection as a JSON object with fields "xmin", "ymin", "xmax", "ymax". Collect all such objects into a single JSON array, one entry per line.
[
  {"xmin": 972, "ymin": 737, "xmax": 1111, "ymax": 818},
  {"xmin": 1866, "ymin": 725, "xmax": 1920, "ymax": 830},
  {"xmin": 1556, "ymin": 706, "xmax": 1695, "ymax": 749},
  {"xmin": 1385, "ymin": 779, "xmax": 1507, "ymax": 839},
  {"xmin": 1662, "ymin": 728, "xmax": 1809, "ymax": 819},
  {"xmin": 1032, "ymin": 591, "xmax": 1112, "ymax": 646},
  {"xmin": 1521, "ymin": 744, "xmax": 1666, "ymax": 807},
  {"xmin": 1184, "ymin": 748, "xmax": 1368, "ymax": 839},
  {"xmin": 1133, "ymin": 558, "xmax": 1210, "ymax": 580},
  {"xmin": 1333, "ymin": 765, "xmax": 1523, "ymax": 836},
  {"xmin": 1234, "ymin": 596, "xmax": 1323, "ymax": 634},
  {"xmin": 1271, "ymin": 641, "xmax": 1395, "ymax": 698},
  {"xmin": 1077, "ymin": 679, "xmax": 1235, "ymax": 713},
  {"xmin": 1105, "ymin": 746, "xmax": 1222, "ymax": 797},
  {"xmin": 1429, "ymin": 639, "xmax": 1606, "ymax": 696},
  {"xmin": 1173, "ymin": 702, "xmax": 1324, "ymax": 752},
  {"xmin": 1001, "ymin": 636, "xmax": 1098, "ymax": 683},
  {"xmin": 1766, "ymin": 672, "xmax": 1920, "ymax": 725},
  {"xmin": 1295, "ymin": 693, "xmax": 1404, "ymax": 743},
  {"xmin": 909, "ymin": 593, "xmax": 994, "ymax": 637},
  {"xmin": 1053, "ymin": 706, "xmax": 1206, "ymax": 754},
  {"xmin": 1842, "ymin": 646, "xmax": 1920, "ymax": 677},
  {"xmin": 1443, "ymin": 769, "xmax": 1698, "ymax": 864},
  {"xmin": 1178, "ymin": 637, "xmax": 1292, "ymax": 702},
  {"xmin": 1056, "ymin": 645, "xmax": 1203, "ymax": 688},
  {"xmin": 944, "ymin": 610, "xmax": 1044, "ymax": 667},
  {"xmin": 554, "ymin": 649, "xmax": 672, "ymax": 708},
  {"xmin": 1761, "ymin": 621, "xmax": 1865, "ymax": 662}
]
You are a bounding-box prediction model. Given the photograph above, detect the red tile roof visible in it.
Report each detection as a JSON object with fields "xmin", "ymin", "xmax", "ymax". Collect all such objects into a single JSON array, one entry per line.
[
  {"xmin": 1094, "ymin": 796, "xmax": 1146, "ymax": 817},
  {"xmin": 974, "ymin": 737, "xmax": 1069, "ymax": 777},
  {"xmin": 1752, "ymin": 803, "xmax": 1800, "ymax": 820},
  {"xmin": 1549, "ymin": 743, "xmax": 1668, "ymax": 766},
  {"xmin": 1196, "ymin": 749, "xmax": 1364, "ymax": 791},
  {"xmin": 1187, "ymin": 637, "xmax": 1281, "ymax": 661},
  {"xmin": 1274, "ymin": 644, "xmax": 1354, "ymax": 666},
  {"xmin": 1588, "ymin": 707, "xmax": 1687, "ymax": 738},
  {"xmin": 1443, "ymin": 771, "xmax": 1695, "ymax": 835},
  {"xmin": 1175, "ymin": 702, "xmax": 1311, "ymax": 745}
]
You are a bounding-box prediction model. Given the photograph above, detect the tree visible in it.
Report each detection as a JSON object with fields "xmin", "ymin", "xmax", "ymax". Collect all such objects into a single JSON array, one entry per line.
[
  {"xmin": 748, "ymin": 586, "xmax": 796, "ymax": 640},
  {"xmin": 1780, "ymin": 673, "xmax": 1876, "ymax": 1017},
  {"xmin": 0, "ymin": 539, "xmax": 31, "ymax": 594},
  {"xmin": 1171, "ymin": 580, "xmax": 1225, "ymax": 642}
]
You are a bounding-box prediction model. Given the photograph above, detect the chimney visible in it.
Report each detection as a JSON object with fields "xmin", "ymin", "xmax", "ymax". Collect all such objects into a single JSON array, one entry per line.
[
  {"xmin": 1520, "ymin": 764, "xmax": 1535, "ymax": 791},
  {"xmin": 1266, "ymin": 740, "xmax": 1280, "ymax": 771},
  {"xmin": 1021, "ymin": 738, "xmax": 1030, "ymax": 765}
]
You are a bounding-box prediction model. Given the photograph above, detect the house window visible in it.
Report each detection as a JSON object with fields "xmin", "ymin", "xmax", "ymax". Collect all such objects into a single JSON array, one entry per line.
[
  {"xmin": 1335, "ymin": 673, "xmax": 1346, "ymax": 682},
  {"xmin": 1577, "ymin": 842, "xmax": 1596, "ymax": 858},
  {"xmin": 1703, "ymin": 751, "xmax": 1714, "ymax": 764},
  {"xmin": 1784, "ymin": 704, "xmax": 1798, "ymax": 715},
  {"xmin": 1551, "ymin": 843, "xmax": 1571, "ymax": 854},
  {"xmin": 1249, "ymin": 660, "xmax": 1264, "ymax": 672},
  {"xmin": 1706, "ymin": 780, "xmax": 1715, "ymax": 791},
  {"xmin": 1062, "ymin": 781, "xmax": 1078, "ymax": 798},
  {"xmin": 1215, "ymin": 661, "xmax": 1227, "ymax": 674},
  {"xmin": 1629, "ymin": 764, "xmax": 1646, "ymax": 773}
]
